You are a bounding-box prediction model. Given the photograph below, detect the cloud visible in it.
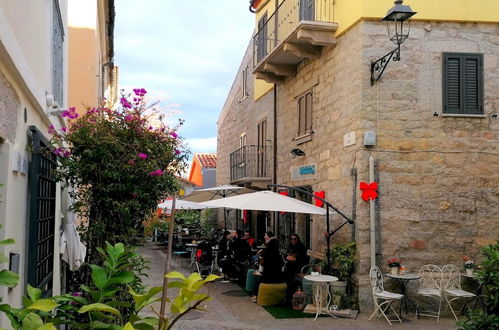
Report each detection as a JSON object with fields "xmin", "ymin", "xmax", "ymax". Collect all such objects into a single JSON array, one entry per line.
[
  {"xmin": 185, "ymin": 137, "xmax": 217, "ymax": 154},
  {"xmin": 114, "ymin": 0, "xmax": 254, "ymax": 151}
]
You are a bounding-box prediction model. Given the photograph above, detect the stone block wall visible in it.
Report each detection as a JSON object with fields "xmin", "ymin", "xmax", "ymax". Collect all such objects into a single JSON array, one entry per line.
[{"xmin": 216, "ymin": 40, "xmax": 275, "ymax": 228}]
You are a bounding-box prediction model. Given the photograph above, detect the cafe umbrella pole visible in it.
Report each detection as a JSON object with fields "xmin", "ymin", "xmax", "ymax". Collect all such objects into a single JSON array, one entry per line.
[{"xmin": 159, "ymin": 195, "xmax": 176, "ymax": 329}]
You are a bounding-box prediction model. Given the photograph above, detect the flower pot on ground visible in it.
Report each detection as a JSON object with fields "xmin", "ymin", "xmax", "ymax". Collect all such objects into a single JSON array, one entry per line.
[{"xmin": 331, "ymin": 280, "xmax": 347, "ymax": 295}]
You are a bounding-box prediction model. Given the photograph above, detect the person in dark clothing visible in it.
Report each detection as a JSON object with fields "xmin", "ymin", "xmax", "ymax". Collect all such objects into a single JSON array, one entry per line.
[
  {"xmin": 286, "ymin": 233, "xmax": 309, "ymax": 274},
  {"xmin": 252, "ymin": 233, "xmax": 283, "ymax": 301},
  {"xmin": 220, "ymin": 229, "xmax": 251, "ymax": 281},
  {"xmin": 283, "ymin": 233, "xmax": 310, "ymax": 305}
]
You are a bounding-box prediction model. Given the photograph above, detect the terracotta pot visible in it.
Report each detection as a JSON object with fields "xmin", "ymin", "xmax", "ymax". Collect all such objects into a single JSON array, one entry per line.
[{"xmin": 390, "ymin": 267, "xmax": 399, "ymax": 275}]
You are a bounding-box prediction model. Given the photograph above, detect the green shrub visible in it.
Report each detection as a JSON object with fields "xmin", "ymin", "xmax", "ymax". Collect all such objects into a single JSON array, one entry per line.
[{"xmin": 457, "ymin": 241, "xmax": 499, "ymax": 330}]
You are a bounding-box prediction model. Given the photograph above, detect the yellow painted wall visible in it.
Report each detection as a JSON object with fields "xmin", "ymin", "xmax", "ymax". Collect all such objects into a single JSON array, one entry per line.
[{"xmin": 253, "ymin": 0, "xmax": 499, "ymax": 100}]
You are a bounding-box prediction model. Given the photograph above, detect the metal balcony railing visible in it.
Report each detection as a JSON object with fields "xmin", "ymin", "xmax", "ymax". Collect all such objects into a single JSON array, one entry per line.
[
  {"xmin": 230, "ymin": 145, "xmax": 270, "ymax": 183},
  {"xmin": 253, "ymin": 0, "xmax": 334, "ymax": 67}
]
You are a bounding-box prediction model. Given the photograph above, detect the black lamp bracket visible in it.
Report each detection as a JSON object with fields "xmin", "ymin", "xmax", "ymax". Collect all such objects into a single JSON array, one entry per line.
[{"xmin": 370, "ymin": 44, "xmax": 401, "ymax": 85}]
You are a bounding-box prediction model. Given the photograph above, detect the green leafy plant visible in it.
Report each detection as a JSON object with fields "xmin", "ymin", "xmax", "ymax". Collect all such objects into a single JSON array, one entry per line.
[
  {"xmin": 0, "ymin": 241, "xmax": 219, "ymax": 330},
  {"xmin": 161, "ymin": 271, "xmax": 219, "ymax": 329},
  {"xmin": 0, "ymin": 284, "xmax": 58, "ymax": 329},
  {"xmin": 199, "ymin": 209, "xmax": 218, "ymax": 238},
  {"xmin": 320, "ymin": 242, "xmax": 356, "ymax": 281},
  {"xmin": 458, "ymin": 241, "xmax": 499, "ymax": 330},
  {"xmin": 50, "ymin": 89, "xmax": 188, "ymax": 263},
  {"xmin": 0, "ymin": 228, "xmax": 19, "ymax": 289}
]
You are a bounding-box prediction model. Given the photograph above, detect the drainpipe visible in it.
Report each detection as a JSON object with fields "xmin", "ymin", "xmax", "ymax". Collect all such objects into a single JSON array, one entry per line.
[
  {"xmin": 369, "ymin": 155, "xmax": 376, "ymax": 268},
  {"xmin": 272, "ymin": 83, "xmax": 277, "ymax": 233}
]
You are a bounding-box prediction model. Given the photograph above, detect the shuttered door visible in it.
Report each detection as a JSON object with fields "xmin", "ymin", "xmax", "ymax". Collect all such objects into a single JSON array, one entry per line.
[
  {"xmin": 257, "ymin": 13, "xmax": 267, "ymax": 62},
  {"xmin": 443, "ymin": 53, "xmax": 483, "ymax": 114},
  {"xmin": 27, "ymin": 126, "xmax": 56, "ymax": 294}
]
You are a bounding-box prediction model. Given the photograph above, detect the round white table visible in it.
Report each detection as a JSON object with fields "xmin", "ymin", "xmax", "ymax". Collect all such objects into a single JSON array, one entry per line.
[{"xmin": 304, "ymin": 274, "xmax": 338, "ymax": 321}]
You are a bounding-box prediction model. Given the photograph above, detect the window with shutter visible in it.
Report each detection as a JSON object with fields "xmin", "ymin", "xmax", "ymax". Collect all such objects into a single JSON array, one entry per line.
[
  {"xmin": 297, "ymin": 91, "xmax": 313, "ymax": 137},
  {"xmin": 443, "ymin": 53, "xmax": 483, "ymax": 114}
]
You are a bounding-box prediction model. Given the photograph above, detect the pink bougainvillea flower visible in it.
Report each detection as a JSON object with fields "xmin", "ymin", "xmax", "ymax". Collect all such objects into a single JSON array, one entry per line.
[
  {"xmin": 170, "ymin": 131, "xmax": 178, "ymax": 139},
  {"xmin": 48, "ymin": 125, "xmax": 55, "ymax": 134},
  {"xmin": 174, "ymin": 149, "xmax": 181, "ymax": 155},
  {"xmin": 133, "ymin": 88, "xmax": 147, "ymax": 97},
  {"xmin": 149, "ymin": 169, "xmax": 164, "ymax": 176},
  {"xmin": 61, "ymin": 127, "xmax": 67, "ymax": 133},
  {"xmin": 120, "ymin": 97, "xmax": 132, "ymax": 109},
  {"xmin": 127, "ymin": 159, "xmax": 135, "ymax": 165},
  {"xmin": 138, "ymin": 153, "xmax": 148, "ymax": 159},
  {"xmin": 124, "ymin": 115, "xmax": 134, "ymax": 122},
  {"xmin": 148, "ymin": 126, "xmax": 153, "ymax": 131},
  {"xmin": 62, "ymin": 107, "xmax": 79, "ymax": 119}
]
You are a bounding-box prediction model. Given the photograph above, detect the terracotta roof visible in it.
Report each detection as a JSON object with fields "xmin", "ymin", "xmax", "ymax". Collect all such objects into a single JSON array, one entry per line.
[{"xmin": 196, "ymin": 153, "xmax": 217, "ymax": 168}]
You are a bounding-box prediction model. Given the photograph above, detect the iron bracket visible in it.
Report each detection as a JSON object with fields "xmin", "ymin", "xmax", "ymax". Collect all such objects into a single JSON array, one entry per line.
[{"xmin": 370, "ymin": 45, "xmax": 401, "ymax": 85}]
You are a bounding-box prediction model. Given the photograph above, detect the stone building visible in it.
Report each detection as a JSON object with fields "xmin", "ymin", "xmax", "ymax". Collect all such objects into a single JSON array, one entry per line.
[{"xmin": 216, "ymin": 0, "xmax": 499, "ymax": 309}]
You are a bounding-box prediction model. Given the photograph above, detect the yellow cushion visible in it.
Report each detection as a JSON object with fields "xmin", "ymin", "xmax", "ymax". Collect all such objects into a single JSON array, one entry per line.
[{"xmin": 257, "ymin": 283, "xmax": 287, "ymax": 306}]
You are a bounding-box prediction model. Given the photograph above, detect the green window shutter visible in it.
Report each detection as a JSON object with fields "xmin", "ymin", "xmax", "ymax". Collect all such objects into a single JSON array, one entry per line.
[
  {"xmin": 443, "ymin": 53, "xmax": 483, "ymax": 114},
  {"xmin": 464, "ymin": 56, "xmax": 483, "ymax": 114}
]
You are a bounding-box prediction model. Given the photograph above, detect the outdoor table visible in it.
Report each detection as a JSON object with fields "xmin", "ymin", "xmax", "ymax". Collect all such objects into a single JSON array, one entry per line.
[
  {"xmin": 462, "ymin": 273, "xmax": 485, "ymax": 312},
  {"xmin": 386, "ymin": 273, "xmax": 420, "ymax": 315},
  {"xmin": 304, "ymin": 274, "xmax": 338, "ymax": 321}
]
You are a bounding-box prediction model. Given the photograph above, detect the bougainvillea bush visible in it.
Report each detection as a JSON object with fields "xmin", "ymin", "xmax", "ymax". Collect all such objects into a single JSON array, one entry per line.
[{"xmin": 50, "ymin": 89, "xmax": 187, "ymax": 262}]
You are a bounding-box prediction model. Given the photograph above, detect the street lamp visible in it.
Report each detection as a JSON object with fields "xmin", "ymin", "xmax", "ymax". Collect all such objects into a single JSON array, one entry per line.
[{"xmin": 370, "ymin": 0, "xmax": 417, "ymax": 85}]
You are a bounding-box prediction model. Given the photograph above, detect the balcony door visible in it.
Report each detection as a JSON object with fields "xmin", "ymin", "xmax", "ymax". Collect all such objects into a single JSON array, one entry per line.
[
  {"xmin": 300, "ymin": 0, "xmax": 315, "ymax": 21},
  {"xmin": 257, "ymin": 120, "xmax": 267, "ymax": 177},
  {"xmin": 257, "ymin": 13, "xmax": 268, "ymax": 62}
]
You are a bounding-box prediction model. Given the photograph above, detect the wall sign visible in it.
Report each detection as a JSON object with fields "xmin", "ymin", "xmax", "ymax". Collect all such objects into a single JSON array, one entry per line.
[{"xmin": 291, "ymin": 163, "xmax": 317, "ymax": 181}]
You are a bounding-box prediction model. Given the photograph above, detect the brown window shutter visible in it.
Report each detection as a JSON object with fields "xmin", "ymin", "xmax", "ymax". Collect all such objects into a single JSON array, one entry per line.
[
  {"xmin": 305, "ymin": 92, "xmax": 313, "ymax": 133},
  {"xmin": 298, "ymin": 95, "xmax": 306, "ymax": 135}
]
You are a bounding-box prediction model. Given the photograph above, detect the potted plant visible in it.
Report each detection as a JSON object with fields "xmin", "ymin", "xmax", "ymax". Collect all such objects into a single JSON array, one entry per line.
[
  {"xmin": 463, "ymin": 255, "xmax": 475, "ymax": 276},
  {"xmin": 388, "ymin": 258, "xmax": 401, "ymax": 275},
  {"xmin": 321, "ymin": 242, "xmax": 356, "ymax": 295}
]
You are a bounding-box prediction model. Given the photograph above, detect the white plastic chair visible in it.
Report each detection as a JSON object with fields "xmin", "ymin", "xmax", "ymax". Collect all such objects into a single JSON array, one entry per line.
[
  {"xmin": 415, "ymin": 264, "xmax": 443, "ymax": 321},
  {"xmin": 369, "ymin": 266, "xmax": 404, "ymax": 326},
  {"xmin": 442, "ymin": 264, "xmax": 476, "ymax": 320}
]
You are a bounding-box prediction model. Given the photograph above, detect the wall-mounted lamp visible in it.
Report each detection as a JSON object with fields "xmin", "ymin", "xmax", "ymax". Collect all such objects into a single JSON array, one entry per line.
[
  {"xmin": 290, "ymin": 148, "xmax": 305, "ymax": 157},
  {"xmin": 370, "ymin": 0, "xmax": 417, "ymax": 85}
]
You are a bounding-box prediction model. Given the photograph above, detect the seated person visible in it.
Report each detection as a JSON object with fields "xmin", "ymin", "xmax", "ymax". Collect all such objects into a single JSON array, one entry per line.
[
  {"xmin": 219, "ymin": 229, "xmax": 251, "ymax": 281},
  {"xmin": 283, "ymin": 233, "xmax": 309, "ymax": 304},
  {"xmin": 242, "ymin": 230, "xmax": 256, "ymax": 249},
  {"xmin": 285, "ymin": 233, "xmax": 308, "ymax": 277},
  {"xmin": 252, "ymin": 232, "xmax": 283, "ymax": 302}
]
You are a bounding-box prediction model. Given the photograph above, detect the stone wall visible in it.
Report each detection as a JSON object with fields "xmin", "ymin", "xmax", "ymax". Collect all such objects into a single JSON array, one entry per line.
[
  {"xmin": 217, "ymin": 20, "xmax": 499, "ymax": 311},
  {"xmin": 0, "ymin": 70, "xmax": 20, "ymax": 142},
  {"xmin": 356, "ymin": 20, "xmax": 499, "ymax": 308},
  {"xmin": 216, "ymin": 40, "xmax": 275, "ymax": 228}
]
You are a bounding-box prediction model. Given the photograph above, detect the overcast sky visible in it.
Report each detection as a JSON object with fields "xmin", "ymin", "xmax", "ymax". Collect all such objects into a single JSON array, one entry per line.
[{"xmin": 115, "ymin": 0, "xmax": 254, "ymax": 155}]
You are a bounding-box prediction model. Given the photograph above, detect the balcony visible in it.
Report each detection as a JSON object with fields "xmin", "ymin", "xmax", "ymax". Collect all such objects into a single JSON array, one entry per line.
[
  {"xmin": 253, "ymin": 0, "xmax": 338, "ymax": 83},
  {"xmin": 230, "ymin": 145, "xmax": 271, "ymax": 184}
]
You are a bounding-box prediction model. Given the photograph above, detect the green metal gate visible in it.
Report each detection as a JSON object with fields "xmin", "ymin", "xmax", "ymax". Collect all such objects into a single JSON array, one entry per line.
[{"xmin": 26, "ymin": 126, "xmax": 57, "ymax": 293}]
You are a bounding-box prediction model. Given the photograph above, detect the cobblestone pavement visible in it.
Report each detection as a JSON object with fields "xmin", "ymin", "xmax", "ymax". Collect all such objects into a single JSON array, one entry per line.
[{"xmin": 138, "ymin": 242, "xmax": 458, "ymax": 330}]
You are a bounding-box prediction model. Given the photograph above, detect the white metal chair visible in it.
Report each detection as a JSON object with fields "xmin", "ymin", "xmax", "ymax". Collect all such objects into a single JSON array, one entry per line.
[
  {"xmin": 415, "ymin": 264, "xmax": 443, "ymax": 321},
  {"xmin": 369, "ymin": 266, "xmax": 404, "ymax": 326},
  {"xmin": 442, "ymin": 264, "xmax": 476, "ymax": 320}
]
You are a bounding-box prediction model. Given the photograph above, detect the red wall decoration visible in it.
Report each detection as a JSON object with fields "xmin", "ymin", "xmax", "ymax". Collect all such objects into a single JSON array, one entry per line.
[{"xmin": 360, "ymin": 182, "xmax": 378, "ymax": 201}]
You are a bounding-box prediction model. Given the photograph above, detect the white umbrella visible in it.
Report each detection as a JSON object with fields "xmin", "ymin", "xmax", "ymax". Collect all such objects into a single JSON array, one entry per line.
[
  {"xmin": 182, "ymin": 185, "xmax": 255, "ymax": 228},
  {"xmin": 182, "ymin": 184, "xmax": 254, "ymax": 202},
  {"xmin": 199, "ymin": 190, "xmax": 329, "ymax": 215},
  {"xmin": 158, "ymin": 199, "xmax": 217, "ymax": 210}
]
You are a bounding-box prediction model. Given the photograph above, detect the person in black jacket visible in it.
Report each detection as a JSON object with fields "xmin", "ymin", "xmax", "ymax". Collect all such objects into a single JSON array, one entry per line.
[
  {"xmin": 283, "ymin": 233, "xmax": 310, "ymax": 304},
  {"xmin": 219, "ymin": 229, "xmax": 251, "ymax": 281},
  {"xmin": 252, "ymin": 232, "xmax": 283, "ymax": 301}
]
